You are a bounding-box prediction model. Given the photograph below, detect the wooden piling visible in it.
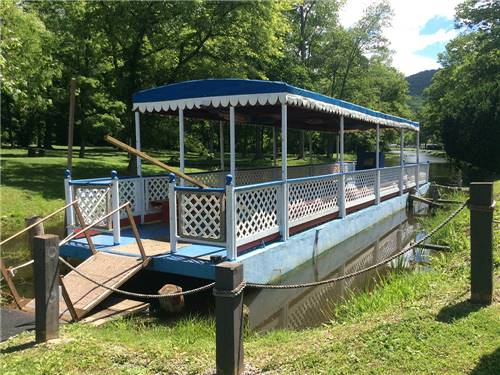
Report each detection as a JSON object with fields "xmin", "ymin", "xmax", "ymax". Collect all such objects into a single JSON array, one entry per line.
[
  {"xmin": 25, "ymin": 216, "xmax": 45, "ymax": 257},
  {"xmin": 470, "ymin": 182, "xmax": 494, "ymax": 304},
  {"xmin": 215, "ymin": 261, "xmax": 244, "ymax": 375},
  {"xmin": 34, "ymin": 234, "xmax": 60, "ymax": 342}
]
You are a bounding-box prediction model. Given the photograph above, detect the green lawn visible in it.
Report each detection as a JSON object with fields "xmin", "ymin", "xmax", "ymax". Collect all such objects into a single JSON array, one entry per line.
[{"xmin": 1, "ymin": 184, "xmax": 498, "ymax": 374}]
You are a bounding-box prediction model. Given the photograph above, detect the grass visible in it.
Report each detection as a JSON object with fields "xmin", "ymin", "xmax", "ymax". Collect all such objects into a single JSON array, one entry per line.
[{"xmin": 1, "ymin": 182, "xmax": 499, "ymax": 374}]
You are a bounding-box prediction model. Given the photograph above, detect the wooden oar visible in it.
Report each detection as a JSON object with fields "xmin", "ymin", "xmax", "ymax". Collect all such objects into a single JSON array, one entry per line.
[{"xmin": 104, "ymin": 135, "xmax": 207, "ymax": 188}]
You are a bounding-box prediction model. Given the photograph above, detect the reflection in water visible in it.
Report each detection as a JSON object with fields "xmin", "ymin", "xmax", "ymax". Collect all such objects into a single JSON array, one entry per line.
[{"xmin": 245, "ymin": 209, "xmax": 426, "ymax": 331}]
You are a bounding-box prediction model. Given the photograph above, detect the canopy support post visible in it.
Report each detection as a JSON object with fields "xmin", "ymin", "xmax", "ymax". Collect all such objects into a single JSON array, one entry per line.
[
  {"xmin": 280, "ymin": 104, "xmax": 289, "ymax": 241},
  {"xmin": 230, "ymin": 107, "xmax": 236, "ymax": 181},
  {"xmin": 134, "ymin": 112, "xmax": 142, "ymax": 177},
  {"xmin": 272, "ymin": 126, "xmax": 277, "ymax": 167},
  {"xmin": 399, "ymin": 129, "xmax": 404, "ymax": 196},
  {"xmin": 219, "ymin": 121, "xmax": 224, "ymax": 170},
  {"xmin": 179, "ymin": 109, "xmax": 185, "ymax": 186},
  {"xmin": 375, "ymin": 124, "xmax": 381, "ymax": 205},
  {"xmin": 416, "ymin": 131, "xmax": 420, "ymax": 189},
  {"xmin": 309, "ymin": 132, "xmax": 313, "ymax": 165},
  {"xmin": 336, "ymin": 133, "xmax": 340, "ymax": 162},
  {"xmin": 135, "ymin": 112, "xmax": 144, "ymax": 223},
  {"xmin": 339, "ymin": 117, "xmax": 346, "ymax": 218}
]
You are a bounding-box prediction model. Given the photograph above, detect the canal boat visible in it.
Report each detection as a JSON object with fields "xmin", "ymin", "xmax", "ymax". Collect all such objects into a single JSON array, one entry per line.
[{"xmin": 61, "ymin": 79, "xmax": 430, "ymax": 284}]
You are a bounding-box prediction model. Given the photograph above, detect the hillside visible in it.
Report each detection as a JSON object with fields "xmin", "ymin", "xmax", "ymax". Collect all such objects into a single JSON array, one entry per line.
[{"xmin": 406, "ymin": 69, "xmax": 438, "ymax": 97}]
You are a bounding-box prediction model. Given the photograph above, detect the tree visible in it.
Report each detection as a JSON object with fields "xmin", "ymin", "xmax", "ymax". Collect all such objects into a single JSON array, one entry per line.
[
  {"xmin": 0, "ymin": 0, "xmax": 59, "ymax": 146},
  {"xmin": 422, "ymin": 0, "xmax": 500, "ymax": 175}
]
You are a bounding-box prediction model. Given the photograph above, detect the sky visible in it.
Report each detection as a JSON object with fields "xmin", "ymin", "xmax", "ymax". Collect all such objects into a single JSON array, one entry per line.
[{"xmin": 339, "ymin": 0, "xmax": 462, "ymax": 76}]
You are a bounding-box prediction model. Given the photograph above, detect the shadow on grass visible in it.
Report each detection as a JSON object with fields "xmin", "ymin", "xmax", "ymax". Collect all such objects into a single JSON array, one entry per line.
[
  {"xmin": 0, "ymin": 340, "xmax": 36, "ymax": 354},
  {"xmin": 436, "ymin": 299, "xmax": 485, "ymax": 323},
  {"xmin": 470, "ymin": 347, "xmax": 500, "ymax": 374}
]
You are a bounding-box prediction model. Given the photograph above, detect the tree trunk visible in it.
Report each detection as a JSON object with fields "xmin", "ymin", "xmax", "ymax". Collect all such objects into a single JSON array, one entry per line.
[{"xmin": 327, "ymin": 133, "xmax": 335, "ymax": 159}]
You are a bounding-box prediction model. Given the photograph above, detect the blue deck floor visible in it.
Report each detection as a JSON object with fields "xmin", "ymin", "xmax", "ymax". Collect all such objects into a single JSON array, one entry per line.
[{"xmin": 61, "ymin": 223, "xmax": 226, "ymax": 280}]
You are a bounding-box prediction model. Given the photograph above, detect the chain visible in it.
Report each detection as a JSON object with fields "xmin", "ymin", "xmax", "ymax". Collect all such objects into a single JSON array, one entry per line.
[
  {"xmin": 58, "ymin": 256, "xmax": 215, "ymax": 298},
  {"xmin": 246, "ymin": 200, "xmax": 469, "ymax": 290},
  {"xmin": 57, "ymin": 200, "xmax": 468, "ymax": 296}
]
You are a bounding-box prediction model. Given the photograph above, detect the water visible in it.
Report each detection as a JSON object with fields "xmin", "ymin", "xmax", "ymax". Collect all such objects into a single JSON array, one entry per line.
[{"xmin": 243, "ymin": 208, "xmax": 431, "ymax": 331}]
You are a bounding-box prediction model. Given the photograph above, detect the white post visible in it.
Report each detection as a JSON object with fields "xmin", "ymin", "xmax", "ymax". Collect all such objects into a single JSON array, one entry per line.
[
  {"xmin": 375, "ymin": 124, "xmax": 381, "ymax": 205},
  {"xmin": 399, "ymin": 128, "xmax": 404, "ymax": 196},
  {"xmin": 64, "ymin": 169, "xmax": 75, "ymax": 235},
  {"xmin": 281, "ymin": 104, "xmax": 289, "ymax": 241},
  {"xmin": 416, "ymin": 131, "xmax": 420, "ymax": 189},
  {"xmin": 134, "ymin": 112, "xmax": 142, "ymax": 177},
  {"xmin": 111, "ymin": 170, "xmax": 121, "ymax": 245},
  {"xmin": 179, "ymin": 108, "xmax": 185, "ymax": 185},
  {"xmin": 272, "ymin": 126, "xmax": 277, "ymax": 167},
  {"xmin": 135, "ymin": 112, "xmax": 145, "ymax": 223},
  {"xmin": 225, "ymin": 175, "xmax": 236, "ymax": 260},
  {"xmin": 219, "ymin": 121, "xmax": 224, "ymax": 170},
  {"xmin": 339, "ymin": 116, "xmax": 346, "ymax": 218},
  {"xmin": 229, "ymin": 107, "xmax": 236, "ymax": 181},
  {"xmin": 168, "ymin": 173, "xmax": 177, "ymax": 253},
  {"xmin": 309, "ymin": 132, "xmax": 313, "ymax": 165},
  {"xmin": 336, "ymin": 133, "xmax": 340, "ymax": 162}
]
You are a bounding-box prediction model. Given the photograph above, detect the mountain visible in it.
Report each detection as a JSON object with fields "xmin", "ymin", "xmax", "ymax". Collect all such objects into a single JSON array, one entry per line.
[
  {"xmin": 406, "ymin": 69, "xmax": 438, "ymax": 116},
  {"xmin": 406, "ymin": 69, "xmax": 438, "ymax": 97}
]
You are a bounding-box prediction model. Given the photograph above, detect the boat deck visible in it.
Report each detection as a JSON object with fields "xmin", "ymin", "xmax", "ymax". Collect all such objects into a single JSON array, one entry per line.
[{"xmin": 61, "ymin": 222, "xmax": 226, "ymax": 280}]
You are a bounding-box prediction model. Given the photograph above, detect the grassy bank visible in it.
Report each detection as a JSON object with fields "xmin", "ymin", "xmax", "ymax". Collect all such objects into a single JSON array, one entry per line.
[{"xmin": 1, "ymin": 183, "xmax": 498, "ymax": 374}]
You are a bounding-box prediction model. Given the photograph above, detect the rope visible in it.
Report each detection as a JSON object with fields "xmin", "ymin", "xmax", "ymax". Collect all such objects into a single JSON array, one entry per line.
[
  {"xmin": 57, "ymin": 200, "xmax": 468, "ymax": 296},
  {"xmin": 246, "ymin": 200, "xmax": 469, "ymax": 290},
  {"xmin": 58, "ymin": 256, "xmax": 215, "ymax": 298}
]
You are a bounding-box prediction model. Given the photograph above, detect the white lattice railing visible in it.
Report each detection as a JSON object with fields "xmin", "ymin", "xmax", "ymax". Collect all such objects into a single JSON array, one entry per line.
[
  {"xmin": 65, "ymin": 162, "xmax": 430, "ymax": 259},
  {"xmin": 234, "ymin": 182, "xmax": 281, "ymax": 246},
  {"xmin": 288, "ymin": 174, "xmax": 340, "ymax": 227},
  {"xmin": 71, "ymin": 182, "xmax": 112, "ymax": 228},
  {"xmin": 176, "ymin": 187, "xmax": 226, "ymax": 243},
  {"xmin": 345, "ymin": 169, "xmax": 377, "ymax": 208}
]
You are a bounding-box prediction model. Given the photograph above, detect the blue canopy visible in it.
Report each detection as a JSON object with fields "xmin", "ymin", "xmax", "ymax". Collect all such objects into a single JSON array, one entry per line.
[{"xmin": 133, "ymin": 79, "xmax": 419, "ymax": 131}]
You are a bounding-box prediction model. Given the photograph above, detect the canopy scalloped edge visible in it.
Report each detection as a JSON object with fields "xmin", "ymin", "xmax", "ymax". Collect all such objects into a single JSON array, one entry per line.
[{"xmin": 133, "ymin": 92, "xmax": 418, "ymax": 131}]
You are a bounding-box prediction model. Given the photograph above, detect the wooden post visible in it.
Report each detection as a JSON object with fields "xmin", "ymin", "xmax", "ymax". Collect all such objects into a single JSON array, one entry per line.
[
  {"xmin": 67, "ymin": 78, "xmax": 76, "ymax": 173},
  {"xmin": 25, "ymin": 216, "xmax": 45, "ymax": 258},
  {"xmin": 470, "ymin": 182, "xmax": 494, "ymax": 304},
  {"xmin": 34, "ymin": 234, "xmax": 60, "ymax": 342},
  {"xmin": 59, "ymin": 275, "xmax": 79, "ymax": 322},
  {"xmin": 73, "ymin": 203, "xmax": 97, "ymax": 255},
  {"xmin": 125, "ymin": 204, "xmax": 147, "ymax": 261},
  {"xmin": 215, "ymin": 261, "xmax": 244, "ymax": 375}
]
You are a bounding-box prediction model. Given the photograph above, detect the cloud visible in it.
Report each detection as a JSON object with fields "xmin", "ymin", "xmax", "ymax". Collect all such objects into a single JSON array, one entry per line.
[{"xmin": 339, "ymin": 0, "xmax": 461, "ymax": 75}]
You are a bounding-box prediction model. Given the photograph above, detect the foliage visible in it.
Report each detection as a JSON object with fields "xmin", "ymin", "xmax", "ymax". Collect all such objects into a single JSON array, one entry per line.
[
  {"xmin": 422, "ymin": 0, "xmax": 500, "ymax": 175},
  {"xmin": 1, "ymin": 0, "xmax": 414, "ymax": 158}
]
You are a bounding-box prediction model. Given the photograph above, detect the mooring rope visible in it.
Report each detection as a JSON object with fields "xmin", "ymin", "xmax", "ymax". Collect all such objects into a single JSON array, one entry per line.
[
  {"xmin": 58, "ymin": 256, "xmax": 215, "ymax": 298},
  {"xmin": 56, "ymin": 200, "xmax": 468, "ymax": 297},
  {"xmin": 246, "ymin": 199, "xmax": 469, "ymax": 290}
]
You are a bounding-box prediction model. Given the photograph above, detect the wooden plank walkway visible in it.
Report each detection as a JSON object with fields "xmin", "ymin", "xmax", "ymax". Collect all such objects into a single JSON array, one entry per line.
[{"xmin": 25, "ymin": 252, "xmax": 145, "ymax": 320}]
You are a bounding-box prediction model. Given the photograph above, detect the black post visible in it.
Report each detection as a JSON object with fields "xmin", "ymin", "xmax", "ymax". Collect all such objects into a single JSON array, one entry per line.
[
  {"xmin": 34, "ymin": 234, "xmax": 60, "ymax": 342},
  {"xmin": 215, "ymin": 261, "xmax": 244, "ymax": 375},
  {"xmin": 470, "ymin": 182, "xmax": 494, "ymax": 305}
]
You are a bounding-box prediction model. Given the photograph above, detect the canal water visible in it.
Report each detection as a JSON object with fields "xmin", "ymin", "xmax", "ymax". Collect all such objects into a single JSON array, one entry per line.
[{"xmin": 243, "ymin": 206, "xmax": 431, "ymax": 331}]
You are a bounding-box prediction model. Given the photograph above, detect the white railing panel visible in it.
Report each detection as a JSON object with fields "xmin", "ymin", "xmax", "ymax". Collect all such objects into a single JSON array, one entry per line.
[
  {"xmin": 177, "ymin": 189, "xmax": 225, "ymax": 242},
  {"xmin": 119, "ymin": 178, "xmax": 141, "ymax": 218},
  {"xmin": 144, "ymin": 175, "xmax": 169, "ymax": 212},
  {"xmin": 380, "ymin": 167, "xmax": 401, "ymax": 197},
  {"xmin": 404, "ymin": 165, "xmax": 417, "ymax": 189},
  {"xmin": 345, "ymin": 169, "xmax": 377, "ymax": 208},
  {"xmin": 419, "ymin": 163, "xmax": 429, "ymax": 184},
  {"xmin": 72, "ymin": 184, "xmax": 111, "ymax": 228},
  {"xmin": 235, "ymin": 185, "xmax": 280, "ymax": 245},
  {"xmin": 288, "ymin": 175, "xmax": 340, "ymax": 227}
]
